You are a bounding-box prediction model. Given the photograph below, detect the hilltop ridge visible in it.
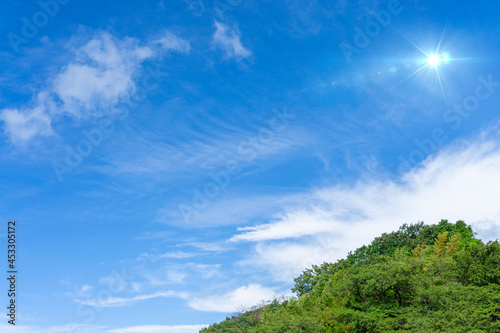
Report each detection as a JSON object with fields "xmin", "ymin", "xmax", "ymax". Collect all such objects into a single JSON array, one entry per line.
[{"xmin": 201, "ymin": 220, "xmax": 500, "ymax": 333}]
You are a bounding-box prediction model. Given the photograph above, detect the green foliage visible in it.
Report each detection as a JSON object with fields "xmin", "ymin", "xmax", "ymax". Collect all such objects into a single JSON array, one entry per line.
[
  {"xmin": 346, "ymin": 222, "xmax": 435, "ymax": 262},
  {"xmin": 253, "ymin": 299, "xmax": 325, "ymax": 333},
  {"xmin": 434, "ymin": 231, "xmax": 449, "ymax": 257},
  {"xmin": 411, "ymin": 242, "xmax": 426, "ymax": 257},
  {"xmin": 453, "ymin": 240, "xmax": 500, "ymax": 286},
  {"xmin": 434, "ymin": 219, "xmax": 476, "ymax": 244},
  {"xmin": 447, "ymin": 233, "xmax": 461, "ymax": 255},
  {"xmin": 200, "ymin": 307, "xmax": 265, "ymax": 332},
  {"xmin": 344, "ymin": 220, "xmax": 479, "ymax": 264},
  {"xmin": 292, "ymin": 261, "xmax": 346, "ymax": 297},
  {"xmin": 201, "ymin": 220, "xmax": 500, "ymax": 333}
]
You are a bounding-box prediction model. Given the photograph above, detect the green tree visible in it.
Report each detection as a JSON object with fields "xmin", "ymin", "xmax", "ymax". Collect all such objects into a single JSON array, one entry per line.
[
  {"xmin": 201, "ymin": 220, "xmax": 500, "ymax": 333},
  {"xmin": 434, "ymin": 231, "xmax": 449, "ymax": 257}
]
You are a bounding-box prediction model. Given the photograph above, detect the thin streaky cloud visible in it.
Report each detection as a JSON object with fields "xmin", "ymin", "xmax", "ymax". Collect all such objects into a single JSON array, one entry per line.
[
  {"xmin": 230, "ymin": 131, "xmax": 500, "ymax": 283},
  {"xmin": 74, "ymin": 290, "xmax": 189, "ymax": 307},
  {"xmin": 107, "ymin": 325, "xmax": 208, "ymax": 333}
]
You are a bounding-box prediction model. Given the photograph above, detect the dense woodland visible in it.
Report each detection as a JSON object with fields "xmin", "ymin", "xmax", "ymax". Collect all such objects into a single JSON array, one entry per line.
[{"xmin": 200, "ymin": 220, "xmax": 500, "ymax": 332}]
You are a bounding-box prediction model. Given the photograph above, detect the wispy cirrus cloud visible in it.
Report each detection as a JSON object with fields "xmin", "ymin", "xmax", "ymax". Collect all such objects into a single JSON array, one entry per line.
[
  {"xmin": 107, "ymin": 325, "xmax": 208, "ymax": 333},
  {"xmin": 0, "ymin": 324, "xmax": 108, "ymax": 333},
  {"xmin": 182, "ymin": 0, "xmax": 205, "ymax": 16},
  {"xmin": 138, "ymin": 262, "xmax": 223, "ymax": 287},
  {"xmin": 94, "ymin": 110, "xmax": 309, "ymax": 180},
  {"xmin": 0, "ymin": 30, "xmax": 190, "ymax": 145},
  {"xmin": 136, "ymin": 250, "xmax": 198, "ymax": 261},
  {"xmin": 231, "ymin": 127, "xmax": 500, "ymax": 281},
  {"xmin": 74, "ymin": 290, "xmax": 188, "ymax": 308},
  {"xmin": 0, "ymin": 323, "xmax": 207, "ymax": 333},
  {"xmin": 73, "ymin": 281, "xmax": 275, "ymax": 314},
  {"xmin": 158, "ymin": 192, "xmax": 305, "ymax": 227}
]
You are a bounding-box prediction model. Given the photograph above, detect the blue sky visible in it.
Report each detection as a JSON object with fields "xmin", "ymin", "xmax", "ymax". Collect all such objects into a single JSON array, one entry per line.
[{"xmin": 1, "ymin": 0, "xmax": 500, "ymax": 332}]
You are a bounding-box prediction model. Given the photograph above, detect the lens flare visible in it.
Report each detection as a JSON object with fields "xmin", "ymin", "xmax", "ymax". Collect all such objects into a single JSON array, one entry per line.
[
  {"xmin": 396, "ymin": 27, "xmax": 460, "ymax": 106},
  {"xmin": 427, "ymin": 55, "xmax": 440, "ymax": 66},
  {"xmin": 427, "ymin": 53, "xmax": 451, "ymax": 67}
]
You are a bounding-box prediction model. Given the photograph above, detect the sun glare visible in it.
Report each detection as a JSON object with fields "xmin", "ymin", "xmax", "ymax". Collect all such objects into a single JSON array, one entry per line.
[
  {"xmin": 427, "ymin": 55, "xmax": 440, "ymax": 66},
  {"xmin": 394, "ymin": 28, "xmax": 462, "ymax": 106},
  {"xmin": 427, "ymin": 53, "xmax": 451, "ymax": 67}
]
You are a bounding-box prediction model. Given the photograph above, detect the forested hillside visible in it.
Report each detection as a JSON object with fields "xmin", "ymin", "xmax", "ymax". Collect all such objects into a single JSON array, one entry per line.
[{"xmin": 201, "ymin": 220, "xmax": 500, "ymax": 332}]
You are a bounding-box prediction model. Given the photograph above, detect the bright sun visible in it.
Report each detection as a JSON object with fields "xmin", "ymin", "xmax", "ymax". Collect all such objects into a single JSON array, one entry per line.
[
  {"xmin": 427, "ymin": 55, "xmax": 441, "ymax": 66},
  {"xmin": 426, "ymin": 53, "xmax": 451, "ymax": 67},
  {"xmin": 397, "ymin": 28, "xmax": 457, "ymax": 105}
]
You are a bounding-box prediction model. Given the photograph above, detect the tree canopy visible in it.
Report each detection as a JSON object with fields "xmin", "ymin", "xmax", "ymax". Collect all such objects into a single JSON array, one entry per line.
[{"xmin": 201, "ymin": 220, "xmax": 500, "ymax": 333}]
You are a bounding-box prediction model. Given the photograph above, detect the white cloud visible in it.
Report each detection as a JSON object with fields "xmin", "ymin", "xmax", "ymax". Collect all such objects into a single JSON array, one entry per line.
[
  {"xmin": 43, "ymin": 324, "xmax": 109, "ymax": 333},
  {"xmin": 0, "ymin": 324, "xmax": 108, "ymax": 333},
  {"xmin": 188, "ymin": 284, "xmax": 277, "ymax": 312},
  {"xmin": 160, "ymin": 192, "xmax": 304, "ymax": 227},
  {"xmin": 52, "ymin": 37, "xmax": 150, "ymax": 118},
  {"xmin": 134, "ymin": 231, "xmax": 173, "ymax": 240},
  {"xmin": 107, "ymin": 325, "xmax": 208, "ymax": 333},
  {"xmin": 104, "ymin": 130, "xmax": 303, "ymax": 177},
  {"xmin": 97, "ymin": 111, "xmax": 309, "ymax": 182},
  {"xmin": 137, "ymin": 262, "xmax": 222, "ymax": 287},
  {"xmin": 230, "ymin": 208, "xmax": 340, "ymax": 242},
  {"xmin": 75, "ymin": 290, "xmax": 188, "ymax": 307},
  {"xmin": 137, "ymin": 251, "xmax": 198, "ymax": 261},
  {"xmin": 212, "ymin": 21, "xmax": 251, "ymax": 60},
  {"xmin": 182, "ymin": 0, "xmax": 205, "ymax": 16},
  {"xmin": 0, "ymin": 323, "xmax": 207, "ymax": 333},
  {"xmin": 138, "ymin": 266, "xmax": 186, "ymax": 286},
  {"xmin": 232, "ymin": 132, "xmax": 500, "ymax": 281},
  {"xmin": 188, "ymin": 263, "xmax": 222, "ymax": 279},
  {"xmin": 0, "ymin": 92, "xmax": 55, "ymax": 145},
  {"xmin": 181, "ymin": 241, "xmax": 230, "ymax": 253},
  {"xmin": 154, "ymin": 31, "xmax": 191, "ymax": 53},
  {"xmin": 81, "ymin": 284, "xmax": 94, "ymax": 293},
  {"xmin": 65, "ymin": 283, "xmax": 98, "ymax": 299},
  {"xmin": 237, "ymin": 237, "xmax": 347, "ymax": 282},
  {"xmin": 0, "ymin": 30, "xmax": 189, "ymax": 145}
]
